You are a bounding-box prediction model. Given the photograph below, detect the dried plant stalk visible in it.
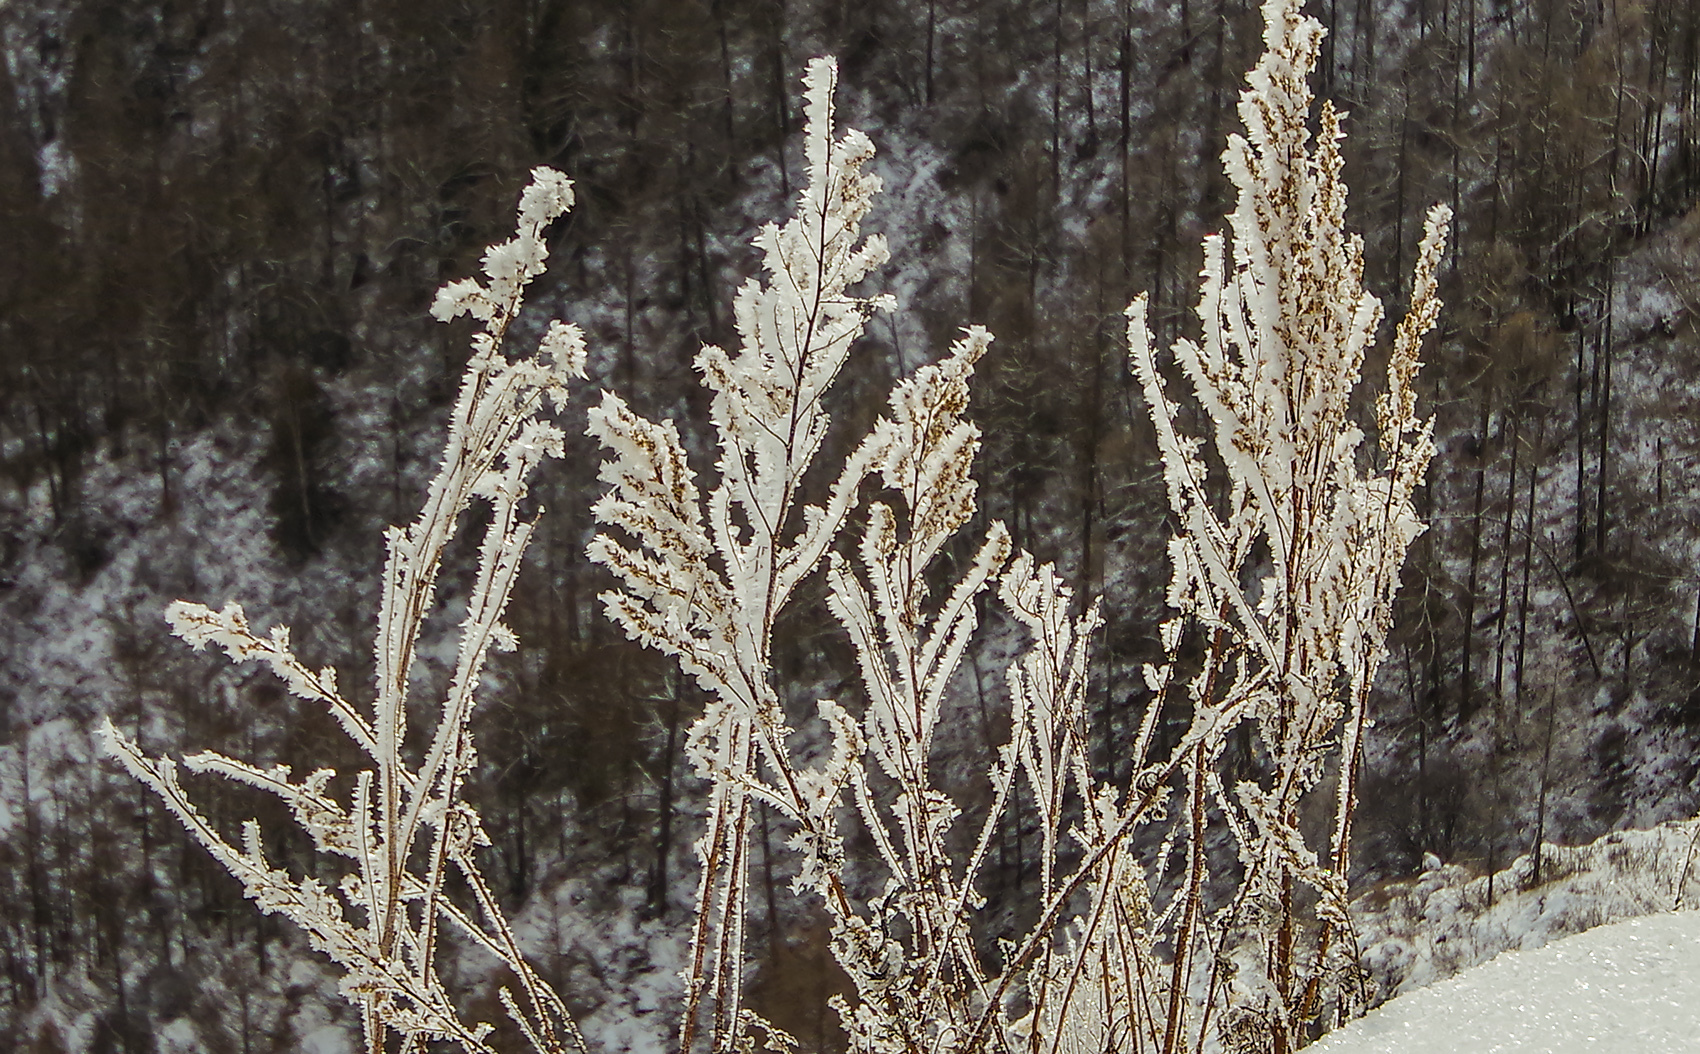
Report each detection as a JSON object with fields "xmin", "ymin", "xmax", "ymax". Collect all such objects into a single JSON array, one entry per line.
[
  {"xmin": 110, "ymin": 3, "xmax": 1444, "ymax": 1052},
  {"xmin": 104, "ymin": 169, "xmax": 591, "ymax": 1054}
]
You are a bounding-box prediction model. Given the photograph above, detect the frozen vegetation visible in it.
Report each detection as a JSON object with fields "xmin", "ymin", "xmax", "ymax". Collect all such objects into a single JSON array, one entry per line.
[
  {"xmin": 97, "ymin": 1, "xmax": 1468, "ymax": 1050},
  {"xmin": 5, "ymin": 0, "xmax": 1700, "ymax": 1052}
]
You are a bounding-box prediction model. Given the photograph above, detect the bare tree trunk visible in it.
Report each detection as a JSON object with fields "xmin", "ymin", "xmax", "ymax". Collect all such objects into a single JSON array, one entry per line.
[
  {"xmin": 648, "ymin": 679, "xmax": 682, "ymax": 917},
  {"xmin": 1460, "ymin": 396, "xmax": 1493, "ymax": 724},
  {"xmin": 1118, "ymin": 9, "xmax": 1131, "ymax": 273},
  {"xmin": 1594, "ymin": 274, "xmax": 1615, "ymax": 552},
  {"xmin": 770, "ymin": 0, "xmax": 791, "ymax": 198},
  {"xmin": 1494, "ymin": 411, "xmax": 1520, "ymax": 703},
  {"xmin": 1576, "ymin": 324, "xmax": 1589, "ymax": 556},
  {"xmin": 1532, "ymin": 686, "xmax": 1557, "ymax": 884},
  {"xmin": 1052, "ymin": 0, "xmax": 1064, "ymax": 188},
  {"xmin": 1323, "ymin": 0, "xmax": 1338, "ymax": 93},
  {"xmin": 1688, "ymin": 589, "xmax": 1700, "ymax": 666},
  {"xmin": 714, "ymin": 0, "xmax": 736, "ymax": 175},
  {"xmin": 925, "ymin": 0, "xmax": 936, "ymax": 105},
  {"xmin": 1081, "ymin": 0, "xmax": 1096, "ymax": 150},
  {"xmin": 760, "ymin": 802, "xmax": 779, "ymax": 963}
]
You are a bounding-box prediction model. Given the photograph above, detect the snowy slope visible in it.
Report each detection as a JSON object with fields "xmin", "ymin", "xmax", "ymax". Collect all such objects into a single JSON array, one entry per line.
[
  {"xmin": 1350, "ymin": 821, "xmax": 1700, "ymax": 1002},
  {"xmin": 1309, "ymin": 911, "xmax": 1700, "ymax": 1053}
]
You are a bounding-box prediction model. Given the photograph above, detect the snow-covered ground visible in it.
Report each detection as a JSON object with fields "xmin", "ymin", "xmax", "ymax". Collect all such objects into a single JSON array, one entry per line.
[
  {"xmin": 1310, "ymin": 910, "xmax": 1700, "ymax": 1053},
  {"xmin": 1350, "ymin": 820, "xmax": 1700, "ymax": 1001},
  {"xmin": 1302, "ymin": 819, "xmax": 1700, "ymax": 1052}
]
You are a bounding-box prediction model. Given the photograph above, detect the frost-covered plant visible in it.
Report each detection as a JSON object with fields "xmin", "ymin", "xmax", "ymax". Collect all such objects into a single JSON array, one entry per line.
[
  {"xmin": 588, "ymin": 59, "xmax": 1029, "ymax": 1051},
  {"xmin": 590, "ymin": 2, "xmax": 1446, "ymax": 1053},
  {"xmin": 106, "ymin": 2, "xmax": 1445, "ymax": 1053},
  {"xmin": 101, "ymin": 169, "xmax": 592, "ymax": 1054},
  {"xmin": 1119, "ymin": 3, "xmax": 1448, "ymax": 1047}
]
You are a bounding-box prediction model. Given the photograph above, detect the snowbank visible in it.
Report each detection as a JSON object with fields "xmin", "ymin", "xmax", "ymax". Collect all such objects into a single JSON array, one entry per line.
[{"xmin": 1309, "ymin": 911, "xmax": 1700, "ymax": 1053}]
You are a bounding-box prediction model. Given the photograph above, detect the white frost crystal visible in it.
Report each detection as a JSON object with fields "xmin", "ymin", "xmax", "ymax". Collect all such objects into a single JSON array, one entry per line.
[
  {"xmin": 111, "ymin": 4, "xmax": 1443, "ymax": 1051},
  {"xmin": 104, "ymin": 167, "xmax": 591, "ymax": 1054}
]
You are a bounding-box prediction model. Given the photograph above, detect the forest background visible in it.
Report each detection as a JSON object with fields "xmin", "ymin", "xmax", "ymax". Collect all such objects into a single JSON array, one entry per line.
[{"xmin": 6, "ymin": 0, "xmax": 1700, "ymax": 1050}]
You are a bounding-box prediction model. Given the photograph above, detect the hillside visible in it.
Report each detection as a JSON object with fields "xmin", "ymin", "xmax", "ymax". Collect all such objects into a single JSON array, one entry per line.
[{"xmin": 6, "ymin": 0, "xmax": 1700, "ymax": 1050}]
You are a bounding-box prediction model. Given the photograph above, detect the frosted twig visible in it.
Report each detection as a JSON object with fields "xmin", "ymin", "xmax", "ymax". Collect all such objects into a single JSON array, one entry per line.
[{"xmin": 105, "ymin": 167, "xmax": 588, "ymax": 1054}]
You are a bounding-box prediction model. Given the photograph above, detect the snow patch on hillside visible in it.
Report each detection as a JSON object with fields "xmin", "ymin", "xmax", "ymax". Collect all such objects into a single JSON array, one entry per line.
[
  {"xmin": 1313, "ymin": 910, "xmax": 1700, "ymax": 1053},
  {"xmin": 1351, "ymin": 819, "xmax": 1700, "ymax": 1005}
]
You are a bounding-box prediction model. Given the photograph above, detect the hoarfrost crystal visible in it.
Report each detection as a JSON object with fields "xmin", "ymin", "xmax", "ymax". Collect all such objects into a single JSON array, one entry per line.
[
  {"xmin": 104, "ymin": 168, "xmax": 591, "ymax": 1054},
  {"xmin": 108, "ymin": 3, "xmax": 1444, "ymax": 1052}
]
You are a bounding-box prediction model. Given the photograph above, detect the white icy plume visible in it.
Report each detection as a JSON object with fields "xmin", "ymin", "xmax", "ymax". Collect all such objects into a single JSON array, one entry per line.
[
  {"xmin": 104, "ymin": 167, "xmax": 591, "ymax": 1054},
  {"xmin": 591, "ymin": 4, "xmax": 1445, "ymax": 1051},
  {"xmin": 1121, "ymin": 0, "xmax": 1448, "ymax": 1045},
  {"xmin": 110, "ymin": 2, "xmax": 1446, "ymax": 1050}
]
